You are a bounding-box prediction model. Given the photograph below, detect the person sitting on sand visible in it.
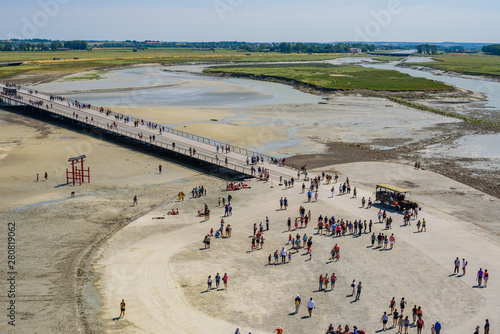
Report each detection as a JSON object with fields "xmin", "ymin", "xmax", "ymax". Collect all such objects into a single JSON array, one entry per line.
[{"xmin": 168, "ymin": 208, "xmax": 180, "ymax": 215}]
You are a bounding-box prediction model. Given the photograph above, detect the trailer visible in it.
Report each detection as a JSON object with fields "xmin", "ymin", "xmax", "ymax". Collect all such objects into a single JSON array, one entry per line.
[{"xmin": 375, "ymin": 184, "xmax": 418, "ymax": 212}]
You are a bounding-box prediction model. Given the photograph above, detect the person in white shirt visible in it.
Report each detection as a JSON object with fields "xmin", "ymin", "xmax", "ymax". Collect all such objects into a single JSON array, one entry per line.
[{"xmin": 307, "ymin": 297, "xmax": 315, "ymax": 317}]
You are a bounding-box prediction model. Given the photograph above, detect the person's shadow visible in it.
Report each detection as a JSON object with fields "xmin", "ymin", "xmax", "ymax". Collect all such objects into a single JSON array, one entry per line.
[{"xmin": 112, "ymin": 316, "xmax": 121, "ymax": 321}]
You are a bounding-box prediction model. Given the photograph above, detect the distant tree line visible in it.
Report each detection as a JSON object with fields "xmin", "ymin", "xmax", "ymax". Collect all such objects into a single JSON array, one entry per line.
[
  {"xmin": 92, "ymin": 41, "xmax": 376, "ymax": 53},
  {"xmin": 416, "ymin": 44, "xmax": 438, "ymax": 55},
  {"xmin": 0, "ymin": 40, "xmax": 88, "ymax": 51},
  {"xmin": 240, "ymin": 42, "xmax": 376, "ymax": 53},
  {"xmin": 482, "ymin": 44, "xmax": 500, "ymax": 56}
]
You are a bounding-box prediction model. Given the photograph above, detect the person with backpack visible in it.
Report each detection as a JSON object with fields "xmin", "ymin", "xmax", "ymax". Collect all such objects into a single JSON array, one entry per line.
[
  {"xmin": 294, "ymin": 295, "xmax": 301, "ymax": 314},
  {"xmin": 416, "ymin": 316, "xmax": 425, "ymax": 334},
  {"xmin": 389, "ymin": 297, "xmax": 396, "ymax": 314}
]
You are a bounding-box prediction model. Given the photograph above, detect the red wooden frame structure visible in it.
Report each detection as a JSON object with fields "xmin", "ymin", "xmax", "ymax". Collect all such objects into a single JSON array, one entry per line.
[{"xmin": 66, "ymin": 155, "xmax": 90, "ymax": 185}]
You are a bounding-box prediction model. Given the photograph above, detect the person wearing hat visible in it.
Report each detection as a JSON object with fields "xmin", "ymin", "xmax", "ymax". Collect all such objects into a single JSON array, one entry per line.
[
  {"xmin": 275, "ymin": 326, "xmax": 283, "ymax": 334},
  {"xmin": 294, "ymin": 295, "xmax": 301, "ymax": 314},
  {"xmin": 434, "ymin": 320, "xmax": 441, "ymax": 333}
]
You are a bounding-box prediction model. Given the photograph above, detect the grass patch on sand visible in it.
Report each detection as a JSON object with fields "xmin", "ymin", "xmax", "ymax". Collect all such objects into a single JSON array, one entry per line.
[
  {"xmin": 0, "ymin": 49, "xmax": 362, "ymax": 81},
  {"xmin": 62, "ymin": 71, "xmax": 105, "ymax": 81},
  {"xmin": 388, "ymin": 96, "xmax": 500, "ymax": 127},
  {"xmin": 405, "ymin": 54, "xmax": 500, "ymax": 78},
  {"xmin": 204, "ymin": 63, "xmax": 452, "ymax": 91}
]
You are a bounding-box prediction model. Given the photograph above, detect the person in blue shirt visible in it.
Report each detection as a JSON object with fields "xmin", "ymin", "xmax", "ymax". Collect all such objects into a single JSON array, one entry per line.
[
  {"xmin": 435, "ymin": 320, "xmax": 442, "ymax": 334},
  {"xmin": 294, "ymin": 295, "xmax": 301, "ymax": 314}
]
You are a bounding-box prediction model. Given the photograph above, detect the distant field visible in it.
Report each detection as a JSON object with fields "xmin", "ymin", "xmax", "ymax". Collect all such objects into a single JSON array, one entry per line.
[
  {"xmin": 0, "ymin": 49, "xmax": 358, "ymax": 81},
  {"xmin": 204, "ymin": 63, "xmax": 453, "ymax": 91},
  {"xmin": 406, "ymin": 54, "xmax": 500, "ymax": 77}
]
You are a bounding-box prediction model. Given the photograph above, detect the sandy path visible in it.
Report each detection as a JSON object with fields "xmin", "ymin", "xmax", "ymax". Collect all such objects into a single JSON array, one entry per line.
[{"xmin": 94, "ymin": 215, "xmax": 267, "ymax": 334}]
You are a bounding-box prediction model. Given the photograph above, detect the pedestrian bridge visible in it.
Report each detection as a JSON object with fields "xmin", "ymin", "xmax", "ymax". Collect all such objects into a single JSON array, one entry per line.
[{"xmin": 0, "ymin": 84, "xmax": 302, "ymax": 182}]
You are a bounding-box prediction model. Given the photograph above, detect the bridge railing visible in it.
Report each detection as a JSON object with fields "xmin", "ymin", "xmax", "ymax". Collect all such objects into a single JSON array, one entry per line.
[
  {"xmin": 1, "ymin": 93, "xmax": 266, "ymax": 177},
  {"xmin": 5, "ymin": 84, "xmax": 301, "ymax": 172}
]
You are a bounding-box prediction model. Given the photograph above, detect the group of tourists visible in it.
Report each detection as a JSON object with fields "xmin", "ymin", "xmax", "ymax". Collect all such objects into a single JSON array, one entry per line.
[
  {"xmin": 216, "ymin": 144, "xmax": 231, "ymax": 153},
  {"xmin": 326, "ymin": 324, "xmax": 365, "ymax": 334},
  {"xmin": 371, "ymin": 232, "xmax": 396, "ymax": 249},
  {"xmin": 269, "ymin": 247, "xmax": 293, "ymax": 264},
  {"xmin": 210, "ymin": 219, "xmax": 232, "ymax": 238},
  {"xmin": 191, "ymin": 185, "xmax": 206, "ymax": 198},
  {"xmin": 318, "ymin": 273, "xmax": 337, "ymax": 291},
  {"xmin": 207, "ymin": 273, "xmax": 228, "ymax": 291},
  {"xmin": 197, "ymin": 204, "xmax": 210, "ymax": 219},
  {"xmin": 248, "ymin": 155, "xmax": 264, "ymax": 164},
  {"xmin": 225, "ymin": 181, "xmax": 250, "ymax": 191}
]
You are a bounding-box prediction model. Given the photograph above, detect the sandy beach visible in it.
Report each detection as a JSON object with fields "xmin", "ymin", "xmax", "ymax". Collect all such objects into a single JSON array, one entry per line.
[
  {"xmin": 93, "ymin": 161, "xmax": 500, "ymax": 334},
  {"xmin": 1, "ymin": 104, "xmax": 499, "ymax": 333}
]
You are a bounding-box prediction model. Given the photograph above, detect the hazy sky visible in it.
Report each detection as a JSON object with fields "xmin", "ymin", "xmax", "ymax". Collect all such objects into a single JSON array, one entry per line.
[{"xmin": 2, "ymin": 0, "xmax": 498, "ymax": 43}]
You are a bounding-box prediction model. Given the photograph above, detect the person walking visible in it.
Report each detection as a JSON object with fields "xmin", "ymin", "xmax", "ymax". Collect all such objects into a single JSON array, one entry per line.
[
  {"xmin": 477, "ymin": 268, "xmax": 484, "ymax": 287},
  {"xmin": 412, "ymin": 305, "xmax": 418, "ymax": 324},
  {"xmin": 294, "ymin": 295, "xmax": 301, "ymax": 314},
  {"xmin": 119, "ymin": 299, "xmax": 126, "ymax": 318},
  {"xmin": 223, "ymin": 273, "xmax": 228, "ymax": 289},
  {"xmin": 400, "ymin": 297, "xmax": 407, "ymax": 314},
  {"xmin": 389, "ymin": 297, "xmax": 396, "ymax": 314},
  {"xmin": 380, "ymin": 312, "xmax": 389, "ymax": 330},
  {"xmin": 207, "ymin": 275, "xmax": 212, "ymax": 291},
  {"xmin": 389, "ymin": 234, "xmax": 395, "ymax": 249},
  {"xmin": 215, "ymin": 273, "xmax": 221, "ymax": 289},
  {"xmin": 484, "ymin": 269, "xmax": 489, "ymax": 288},
  {"xmin": 307, "ymin": 297, "xmax": 315, "ymax": 317},
  {"xmin": 416, "ymin": 316, "xmax": 425, "ymax": 334},
  {"xmin": 454, "ymin": 257, "xmax": 460, "ymax": 274},
  {"xmin": 404, "ymin": 316, "xmax": 410, "ymax": 334},
  {"xmin": 331, "ymin": 273, "xmax": 337, "ymax": 290},
  {"xmin": 434, "ymin": 320, "xmax": 442, "ymax": 334},
  {"xmin": 355, "ymin": 281, "xmax": 362, "ymax": 301},
  {"xmin": 133, "ymin": 195, "xmax": 138, "ymax": 206},
  {"xmin": 484, "ymin": 319, "xmax": 490, "ymax": 334},
  {"xmin": 462, "ymin": 258, "xmax": 468, "ymax": 275}
]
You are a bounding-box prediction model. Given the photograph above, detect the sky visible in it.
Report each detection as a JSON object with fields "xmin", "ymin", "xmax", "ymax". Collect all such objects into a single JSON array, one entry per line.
[{"xmin": 1, "ymin": 0, "xmax": 499, "ymax": 43}]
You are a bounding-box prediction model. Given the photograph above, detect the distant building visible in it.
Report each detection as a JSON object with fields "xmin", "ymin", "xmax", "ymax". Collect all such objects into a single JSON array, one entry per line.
[{"xmin": 350, "ymin": 48, "xmax": 362, "ymax": 53}]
